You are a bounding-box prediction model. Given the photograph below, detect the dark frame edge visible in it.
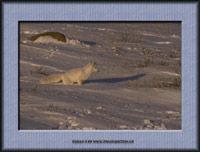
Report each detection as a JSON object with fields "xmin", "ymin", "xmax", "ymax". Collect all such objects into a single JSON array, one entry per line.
[
  {"xmin": 0, "ymin": 0, "xmax": 199, "ymax": 3},
  {"xmin": 18, "ymin": 22, "xmax": 20, "ymax": 131},
  {"xmin": 1, "ymin": 1, "xmax": 3, "ymax": 152},
  {"xmin": 197, "ymin": 1, "xmax": 200, "ymax": 152}
]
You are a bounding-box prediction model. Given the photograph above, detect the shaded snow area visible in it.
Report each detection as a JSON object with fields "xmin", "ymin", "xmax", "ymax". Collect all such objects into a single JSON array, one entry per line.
[{"xmin": 19, "ymin": 23, "xmax": 181, "ymax": 130}]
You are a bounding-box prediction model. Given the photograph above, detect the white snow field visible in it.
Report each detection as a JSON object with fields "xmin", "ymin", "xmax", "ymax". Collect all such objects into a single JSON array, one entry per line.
[{"xmin": 19, "ymin": 23, "xmax": 181, "ymax": 130}]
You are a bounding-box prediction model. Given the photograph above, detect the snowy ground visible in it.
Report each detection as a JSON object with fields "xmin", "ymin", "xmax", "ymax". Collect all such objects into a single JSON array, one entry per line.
[{"xmin": 19, "ymin": 23, "xmax": 181, "ymax": 130}]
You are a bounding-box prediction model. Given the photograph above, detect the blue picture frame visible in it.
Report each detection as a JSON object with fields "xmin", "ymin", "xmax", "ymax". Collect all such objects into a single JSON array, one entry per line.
[{"xmin": 1, "ymin": 1, "xmax": 198, "ymax": 150}]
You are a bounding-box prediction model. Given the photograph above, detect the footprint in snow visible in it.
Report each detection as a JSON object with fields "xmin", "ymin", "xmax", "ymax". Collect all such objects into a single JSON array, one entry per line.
[
  {"xmin": 143, "ymin": 119, "xmax": 167, "ymax": 130},
  {"xmin": 95, "ymin": 106, "xmax": 105, "ymax": 110}
]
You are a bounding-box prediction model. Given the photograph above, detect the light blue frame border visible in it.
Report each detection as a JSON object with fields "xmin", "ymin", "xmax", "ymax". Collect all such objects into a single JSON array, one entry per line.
[{"xmin": 2, "ymin": 2, "xmax": 198, "ymax": 150}]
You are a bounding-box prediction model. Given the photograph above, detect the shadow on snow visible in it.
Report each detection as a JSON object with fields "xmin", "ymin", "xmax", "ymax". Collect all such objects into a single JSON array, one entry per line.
[
  {"xmin": 85, "ymin": 73, "xmax": 146, "ymax": 84},
  {"xmin": 80, "ymin": 40, "xmax": 96, "ymax": 45}
]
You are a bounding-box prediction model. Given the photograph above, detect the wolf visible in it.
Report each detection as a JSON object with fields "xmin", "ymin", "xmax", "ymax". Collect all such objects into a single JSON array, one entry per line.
[{"xmin": 39, "ymin": 62, "xmax": 99, "ymax": 85}]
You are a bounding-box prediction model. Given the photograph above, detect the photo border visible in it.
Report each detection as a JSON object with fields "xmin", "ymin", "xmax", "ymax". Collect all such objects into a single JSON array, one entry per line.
[
  {"xmin": 18, "ymin": 20, "xmax": 182, "ymax": 131},
  {"xmin": 1, "ymin": 1, "xmax": 199, "ymax": 151}
]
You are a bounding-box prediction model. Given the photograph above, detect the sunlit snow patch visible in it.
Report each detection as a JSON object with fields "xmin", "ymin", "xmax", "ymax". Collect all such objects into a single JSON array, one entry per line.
[
  {"xmin": 154, "ymin": 41, "xmax": 172, "ymax": 45},
  {"xmin": 170, "ymin": 34, "xmax": 180, "ymax": 39},
  {"xmin": 22, "ymin": 31, "xmax": 90, "ymax": 48},
  {"xmin": 33, "ymin": 36, "xmax": 67, "ymax": 44}
]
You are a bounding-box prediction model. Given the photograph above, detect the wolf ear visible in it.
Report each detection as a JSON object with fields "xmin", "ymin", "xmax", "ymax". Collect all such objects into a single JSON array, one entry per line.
[{"xmin": 91, "ymin": 62, "xmax": 96, "ymax": 65}]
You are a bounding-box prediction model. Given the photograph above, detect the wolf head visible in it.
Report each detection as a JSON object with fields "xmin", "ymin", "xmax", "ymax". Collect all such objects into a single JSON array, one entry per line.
[{"xmin": 91, "ymin": 62, "xmax": 99, "ymax": 72}]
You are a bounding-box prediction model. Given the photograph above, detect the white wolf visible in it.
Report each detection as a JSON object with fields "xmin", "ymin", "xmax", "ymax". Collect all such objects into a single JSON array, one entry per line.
[{"xmin": 39, "ymin": 62, "xmax": 99, "ymax": 85}]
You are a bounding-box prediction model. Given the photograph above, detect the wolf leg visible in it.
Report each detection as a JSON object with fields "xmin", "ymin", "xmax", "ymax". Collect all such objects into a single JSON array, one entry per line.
[
  {"xmin": 62, "ymin": 76, "xmax": 74, "ymax": 85},
  {"xmin": 78, "ymin": 80, "xmax": 83, "ymax": 85}
]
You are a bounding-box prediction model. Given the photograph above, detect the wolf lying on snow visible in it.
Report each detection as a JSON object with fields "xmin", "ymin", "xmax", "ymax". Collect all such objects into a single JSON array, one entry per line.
[{"xmin": 39, "ymin": 62, "xmax": 99, "ymax": 85}]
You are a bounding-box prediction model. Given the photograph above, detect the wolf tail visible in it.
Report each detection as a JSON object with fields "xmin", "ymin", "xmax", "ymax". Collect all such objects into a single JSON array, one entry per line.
[{"xmin": 39, "ymin": 74, "xmax": 62, "ymax": 84}]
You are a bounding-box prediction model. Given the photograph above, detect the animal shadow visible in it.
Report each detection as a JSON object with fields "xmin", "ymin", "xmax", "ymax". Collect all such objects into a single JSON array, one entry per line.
[
  {"xmin": 85, "ymin": 73, "xmax": 145, "ymax": 84},
  {"xmin": 80, "ymin": 40, "xmax": 96, "ymax": 45}
]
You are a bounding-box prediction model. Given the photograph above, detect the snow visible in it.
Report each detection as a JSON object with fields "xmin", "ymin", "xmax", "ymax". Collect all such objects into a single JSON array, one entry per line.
[{"xmin": 20, "ymin": 23, "xmax": 181, "ymax": 130}]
